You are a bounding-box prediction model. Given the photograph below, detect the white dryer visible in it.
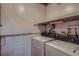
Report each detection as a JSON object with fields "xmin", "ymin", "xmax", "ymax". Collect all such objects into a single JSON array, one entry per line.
[
  {"xmin": 45, "ymin": 40, "xmax": 79, "ymax": 56},
  {"xmin": 31, "ymin": 36, "xmax": 55, "ymax": 56}
]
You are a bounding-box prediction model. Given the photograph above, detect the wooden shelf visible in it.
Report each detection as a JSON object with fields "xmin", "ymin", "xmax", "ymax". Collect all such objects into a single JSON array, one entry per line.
[{"xmin": 34, "ymin": 15, "xmax": 79, "ymax": 26}]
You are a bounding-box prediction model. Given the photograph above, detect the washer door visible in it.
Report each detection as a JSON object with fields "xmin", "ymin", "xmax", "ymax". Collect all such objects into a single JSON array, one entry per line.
[{"xmin": 31, "ymin": 38, "xmax": 44, "ymax": 56}]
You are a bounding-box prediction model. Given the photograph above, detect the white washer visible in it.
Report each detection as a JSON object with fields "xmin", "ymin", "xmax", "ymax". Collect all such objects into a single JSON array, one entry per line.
[
  {"xmin": 31, "ymin": 36, "xmax": 55, "ymax": 56},
  {"xmin": 45, "ymin": 40, "xmax": 79, "ymax": 56}
]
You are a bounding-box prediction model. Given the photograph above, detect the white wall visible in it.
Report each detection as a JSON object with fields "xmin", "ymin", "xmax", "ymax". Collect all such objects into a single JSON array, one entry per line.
[
  {"xmin": 1, "ymin": 3, "xmax": 46, "ymax": 35},
  {"xmin": 45, "ymin": 3, "xmax": 79, "ymax": 35},
  {"xmin": 46, "ymin": 3, "xmax": 79, "ymax": 21},
  {"xmin": 2, "ymin": 3, "xmax": 79, "ymax": 35}
]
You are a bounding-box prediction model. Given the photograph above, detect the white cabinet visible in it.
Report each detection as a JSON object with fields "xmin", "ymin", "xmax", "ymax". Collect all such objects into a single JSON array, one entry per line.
[{"xmin": 1, "ymin": 36, "xmax": 31, "ymax": 56}]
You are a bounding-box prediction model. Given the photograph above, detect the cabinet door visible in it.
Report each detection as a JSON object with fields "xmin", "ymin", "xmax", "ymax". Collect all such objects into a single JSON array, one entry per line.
[
  {"xmin": 1, "ymin": 36, "xmax": 31, "ymax": 56},
  {"xmin": 45, "ymin": 44, "xmax": 70, "ymax": 56}
]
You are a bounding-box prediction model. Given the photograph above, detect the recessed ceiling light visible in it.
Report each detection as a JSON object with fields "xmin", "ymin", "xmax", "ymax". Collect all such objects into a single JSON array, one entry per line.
[
  {"xmin": 19, "ymin": 6, "xmax": 24, "ymax": 12},
  {"xmin": 65, "ymin": 6, "xmax": 74, "ymax": 13}
]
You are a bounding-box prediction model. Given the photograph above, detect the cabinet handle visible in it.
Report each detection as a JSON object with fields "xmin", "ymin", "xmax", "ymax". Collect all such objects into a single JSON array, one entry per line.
[{"xmin": 1, "ymin": 36, "xmax": 6, "ymax": 46}]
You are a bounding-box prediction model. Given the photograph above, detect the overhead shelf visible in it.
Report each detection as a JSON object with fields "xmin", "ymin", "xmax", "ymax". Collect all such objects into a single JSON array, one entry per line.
[{"xmin": 34, "ymin": 15, "xmax": 79, "ymax": 26}]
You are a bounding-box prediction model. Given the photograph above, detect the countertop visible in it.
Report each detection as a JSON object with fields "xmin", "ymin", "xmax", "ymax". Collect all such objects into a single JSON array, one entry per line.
[{"xmin": 0, "ymin": 33, "xmax": 40, "ymax": 37}]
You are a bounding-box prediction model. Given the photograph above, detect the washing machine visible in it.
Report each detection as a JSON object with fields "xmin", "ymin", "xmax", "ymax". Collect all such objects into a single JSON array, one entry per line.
[
  {"xmin": 31, "ymin": 36, "xmax": 55, "ymax": 56},
  {"xmin": 45, "ymin": 40, "xmax": 79, "ymax": 56}
]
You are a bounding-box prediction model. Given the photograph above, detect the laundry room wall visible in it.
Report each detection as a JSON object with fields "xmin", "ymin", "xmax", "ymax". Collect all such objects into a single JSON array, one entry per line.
[
  {"xmin": 54, "ymin": 20, "xmax": 79, "ymax": 35},
  {"xmin": 1, "ymin": 3, "xmax": 46, "ymax": 35},
  {"xmin": 46, "ymin": 3, "xmax": 79, "ymax": 21},
  {"xmin": 46, "ymin": 3, "xmax": 79, "ymax": 35}
]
